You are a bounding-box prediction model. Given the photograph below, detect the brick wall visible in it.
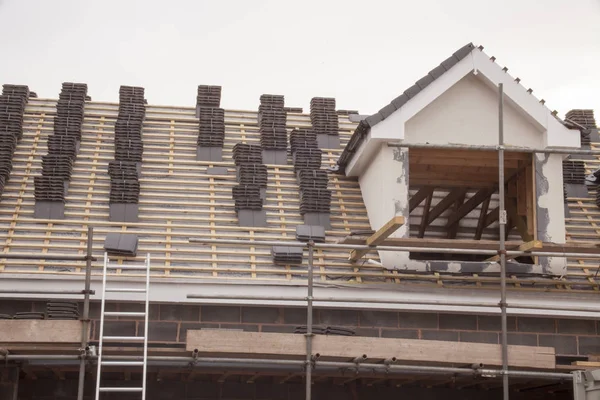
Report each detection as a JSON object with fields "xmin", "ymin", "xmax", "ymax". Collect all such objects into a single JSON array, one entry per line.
[{"xmin": 1, "ymin": 300, "xmax": 599, "ymax": 357}]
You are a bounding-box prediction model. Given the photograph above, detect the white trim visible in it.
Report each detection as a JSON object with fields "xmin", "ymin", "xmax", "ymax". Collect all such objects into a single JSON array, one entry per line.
[
  {"xmin": 1, "ymin": 274, "xmax": 599, "ymax": 319},
  {"xmin": 346, "ymin": 48, "xmax": 581, "ymax": 176}
]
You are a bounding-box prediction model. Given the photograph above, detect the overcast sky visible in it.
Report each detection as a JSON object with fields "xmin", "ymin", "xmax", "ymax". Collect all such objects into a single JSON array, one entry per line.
[{"xmin": 0, "ymin": 0, "xmax": 598, "ymax": 118}]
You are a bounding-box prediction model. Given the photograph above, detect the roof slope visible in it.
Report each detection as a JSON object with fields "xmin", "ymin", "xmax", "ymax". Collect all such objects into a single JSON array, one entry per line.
[
  {"xmin": 0, "ymin": 97, "xmax": 597, "ymax": 292},
  {"xmin": 337, "ymin": 42, "xmax": 476, "ymax": 171}
]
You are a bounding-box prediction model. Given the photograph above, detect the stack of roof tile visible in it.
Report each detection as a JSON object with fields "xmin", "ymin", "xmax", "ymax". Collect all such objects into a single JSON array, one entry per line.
[
  {"xmin": 566, "ymin": 109, "xmax": 596, "ymax": 130},
  {"xmin": 0, "ymin": 84, "xmax": 29, "ymax": 195},
  {"xmin": 233, "ymin": 143, "xmax": 262, "ymax": 165},
  {"xmin": 34, "ymin": 83, "xmax": 86, "ymax": 210},
  {"xmin": 310, "ymin": 97, "xmax": 339, "ymax": 143},
  {"xmin": 110, "ymin": 86, "xmax": 145, "ymax": 221},
  {"xmin": 231, "ymin": 143, "xmax": 267, "ymax": 225},
  {"xmin": 196, "ymin": 85, "xmax": 224, "ymax": 161},
  {"xmin": 563, "ymin": 160, "xmax": 585, "ymax": 184},
  {"xmin": 46, "ymin": 302, "xmax": 79, "ymax": 320},
  {"xmin": 258, "ymin": 94, "xmax": 287, "ymax": 150},
  {"xmin": 289, "ymin": 128, "xmax": 331, "ymax": 226},
  {"xmin": 197, "ymin": 85, "xmax": 221, "ymax": 108}
]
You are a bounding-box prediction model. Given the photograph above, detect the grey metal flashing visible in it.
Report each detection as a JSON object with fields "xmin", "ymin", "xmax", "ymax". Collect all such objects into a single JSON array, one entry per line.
[
  {"xmin": 337, "ymin": 42, "xmax": 475, "ymax": 172},
  {"xmin": 197, "ymin": 147, "xmax": 223, "ymax": 162},
  {"xmin": 303, "ymin": 212, "xmax": 331, "ymax": 229},
  {"xmin": 237, "ymin": 209, "xmax": 267, "ymax": 228},
  {"xmin": 261, "ymin": 149, "xmax": 288, "ymax": 165},
  {"xmin": 316, "ymin": 134, "xmax": 341, "ymax": 150},
  {"xmin": 109, "ymin": 203, "xmax": 139, "ymax": 223},
  {"xmin": 34, "ymin": 201, "xmax": 65, "ymax": 219},
  {"xmin": 564, "ymin": 183, "xmax": 589, "ymax": 199}
]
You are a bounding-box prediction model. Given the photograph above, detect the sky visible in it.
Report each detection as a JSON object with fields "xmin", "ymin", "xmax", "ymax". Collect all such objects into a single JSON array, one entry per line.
[{"xmin": 0, "ymin": 0, "xmax": 598, "ymax": 118}]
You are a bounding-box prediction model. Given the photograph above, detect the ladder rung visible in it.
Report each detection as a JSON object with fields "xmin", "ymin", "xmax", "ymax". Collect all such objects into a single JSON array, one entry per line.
[
  {"xmin": 105, "ymin": 288, "xmax": 146, "ymax": 293},
  {"xmin": 99, "ymin": 387, "xmax": 143, "ymax": 393},
  {"xmin": 104, "ymin": 312, "xmax": 145, "ymax": 317},
  {"xmin": 102, "ymin": 336, "xmax": 145, "ymax": 342},
  {"xmin": 101, "ymin": 361, "xmax": 144, "ymax": 366}
]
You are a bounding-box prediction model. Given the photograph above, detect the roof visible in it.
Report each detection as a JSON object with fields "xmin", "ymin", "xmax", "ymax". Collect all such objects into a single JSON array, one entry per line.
[
  {"xmin": 0, "ymin": 97, "xmax": 598, "ymax": 293},
  {"xmin": 337, "ymin": 42, "xmax": 476, "ymax": 171}
]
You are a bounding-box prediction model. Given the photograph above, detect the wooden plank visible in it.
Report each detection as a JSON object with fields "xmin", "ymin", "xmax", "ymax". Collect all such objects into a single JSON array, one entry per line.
[
  {"xmin": 485, "ymin": 240, "xmax": 542, "ymax": 262},
  {"xmin": 186, "ymin": 330, "xmax": 555, "ymax": 369},
  {"xmin": 0, "ymin": 321, "xmax": 86, "ymax": 344},
  {"xmin": 349, "ymin": 216, "xmax": 405, "ymax": 261},
  {"xmin": 506, "ymin": 197, "xmax": 534, "ymax": 241}
]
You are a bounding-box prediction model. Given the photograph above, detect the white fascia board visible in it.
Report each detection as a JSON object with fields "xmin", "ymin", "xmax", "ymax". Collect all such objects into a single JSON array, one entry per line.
[{"xmin": 1, "ymin": 274, "xmax": 599, "ymax": 319}]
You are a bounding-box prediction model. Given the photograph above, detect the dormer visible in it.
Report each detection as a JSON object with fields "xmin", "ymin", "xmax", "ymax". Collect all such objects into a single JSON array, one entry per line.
[{"xmin": 338, "ymin": 43, "xmax": 581, "ymax": 276}]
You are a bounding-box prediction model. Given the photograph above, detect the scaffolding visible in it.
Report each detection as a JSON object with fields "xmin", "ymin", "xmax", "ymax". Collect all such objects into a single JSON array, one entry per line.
[{"xmin": 1, "ymin": 85, "xmax": 600, "ymax": 400}]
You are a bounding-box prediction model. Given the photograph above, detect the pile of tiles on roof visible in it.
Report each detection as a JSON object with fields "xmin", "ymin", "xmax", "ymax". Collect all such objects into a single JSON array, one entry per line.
[
  {"xmin": 290, "ymin": 124, "xmax": 331, "ymax": 228},
  {"xmin": 196, "ymin": 85, "xmax": 224, "ymax": 161},
  {"xmin": 34, "ymin": 83, "xmax": 87, "ymax": 219},
  {"xmin": 567, "ymin": 109, "xmax": 596, "ymax": 146},
  {"xmin": 109, "ymin": 86, "xmax": 145, "ymax": 222},
  {"xmin": 0, "ymin": 302, "xmax": 79, "ymax": 320},
  {"xmin": 311, "ymin": 97, "xmax": 339, "ymax": 149},
  {"xmin": 0, "ymin": 84, "xmax": 29, "ymax": 196},
  {"xmin": 231, "ymin": 143, "xmax": 267, "ymax": 227},
  {"xmin": 259, "ymin": 94, "xmax": 287, "ymax": 156}
]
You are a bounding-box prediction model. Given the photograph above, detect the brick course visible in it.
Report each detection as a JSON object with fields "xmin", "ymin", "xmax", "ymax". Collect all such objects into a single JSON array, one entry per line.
[{"xmin": 2, "ymin": 300, "xmax": 598, "ymax": 357}]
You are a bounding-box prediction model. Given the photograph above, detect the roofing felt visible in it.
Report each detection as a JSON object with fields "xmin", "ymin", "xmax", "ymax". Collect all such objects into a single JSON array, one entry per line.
[{"xmin": 0, "ymin": 96, "xmax": 597, "ymax": 293}]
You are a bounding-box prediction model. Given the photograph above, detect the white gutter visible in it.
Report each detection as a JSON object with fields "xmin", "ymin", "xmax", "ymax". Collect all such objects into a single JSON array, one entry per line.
[{"xmin": 1, "ymin": 274, "xmax": 599, "ymax": 319}]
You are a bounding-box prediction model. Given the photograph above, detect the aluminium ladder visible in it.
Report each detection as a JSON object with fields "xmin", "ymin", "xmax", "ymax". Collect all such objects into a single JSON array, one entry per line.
[{"xmin": 95, "ymin": 252, "xmax": 151, "ymax": 399}]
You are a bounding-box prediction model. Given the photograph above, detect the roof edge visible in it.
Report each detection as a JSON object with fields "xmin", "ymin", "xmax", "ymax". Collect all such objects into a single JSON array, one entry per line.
[{"xmin": 337, "ymin": 42, "xmax": 476, "ymax": 172}]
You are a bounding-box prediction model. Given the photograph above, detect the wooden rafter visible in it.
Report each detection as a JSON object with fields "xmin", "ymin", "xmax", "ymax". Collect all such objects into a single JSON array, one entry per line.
[
  {"xmin": 422, "ymin": 188, "xmax": 468, "ymax": 231},
  {"xmin": 447, "ymin": 192, "xmax": 466, "ymax": 239},
  {"xmin": 418, "ymin": 191, "xmax": 434, "ymax": 238},
  {"xmin": 475, "ymin": 197, "xmax": 491, "ymax": 240},
  {"xmin": 409, "ymin": 187, "xmax": 435, "ymax": 212},
  {"xmin": 446, "ymin": 187, "xmax": 495, "ymax": 228}
]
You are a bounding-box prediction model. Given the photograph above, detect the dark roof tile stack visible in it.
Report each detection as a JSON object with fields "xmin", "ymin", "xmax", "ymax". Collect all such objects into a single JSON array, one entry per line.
[
  {"xmin": 310, "ymin": 97, "xmax": 338, "ymax": 136},
  {"xmin": 0, "ymin": 84, "xmax": 29, "ymax": 195},
  {"xmin": 196, "ymin": 85, "xmax": 224, "ymax": 159},
  {"xmin": 563, "ymin": 160, "xmax": 585, "ymax": 185},
  {"xmin": 259, "ymin": 94, "xmax": 287, "ymax": 150},
  {"xmin": 110, "ymin": 86, "xmax": 145, "ymax": 212},
  {"xmin": 232, "ymin": 143, "xmax": 266, "ymax": 219},
  {"xmin": 34, "ymin": 83, "xmax": 86, "ymax": 206}
]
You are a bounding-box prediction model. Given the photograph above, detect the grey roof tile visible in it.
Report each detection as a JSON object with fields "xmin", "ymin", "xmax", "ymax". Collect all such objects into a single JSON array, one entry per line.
[
  {"xmin": 428, "ymin": 65, "xmax": 446, "ymax": 79},
  {"xmin": 364, "ymin": 113, "xmax": 384, "ymax": 127},
  {"xmin": 378, "ymin": 103, "xmax": 397, "ymax": 119},
  {"xmin": 453, "ymin": 43, "xmax": 475, "ymax": 60},
  {"xmin": 337, "ymin": 42, "xmax": 475, "ymax": 171},
  {"xmin": 416, "ymin": 74, "xmax": 435, "ymax": 90},
  {"xmin": 391, "ymin": 94, "xmax": 409, "ymax": 109},
  {"xmin": 403, "ymin": 84, "xmax": 421, "ymax": 99},
  {"xmin": 441, "ymin": 55, "xmax": 459, "ymax": 71}
]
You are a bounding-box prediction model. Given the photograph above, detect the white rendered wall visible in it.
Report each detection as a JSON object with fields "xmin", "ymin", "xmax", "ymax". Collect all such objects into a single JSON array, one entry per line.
[
  {"xmin": 358, "ymin": 144, "xmax": 410, "ymax": 268},
  {"xmin": 404, "ymin": 74, "xmax": 544, "ymax": 147}
]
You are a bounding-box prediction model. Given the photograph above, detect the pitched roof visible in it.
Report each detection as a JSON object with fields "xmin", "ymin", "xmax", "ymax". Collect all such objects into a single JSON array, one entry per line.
[
  {"xmin": 337, "ymin": 42, "xmax": 476, "ymax": 171},
  {"xmin": 0, "ymin": 97, "xmax": 597, "ymax": 292}
]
